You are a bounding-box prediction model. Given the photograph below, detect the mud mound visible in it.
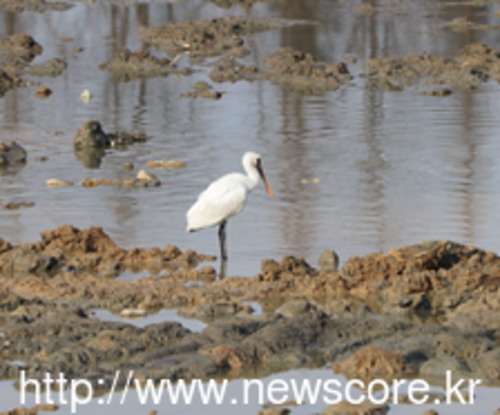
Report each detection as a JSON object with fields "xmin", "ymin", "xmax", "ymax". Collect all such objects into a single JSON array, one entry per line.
[
  {"xmin": 73, "ymin": 119, "xmax": 149, "ymax": 149},
  {"xmin": 365, "ymin": 42, "xmax": 500, "ymax": 91},
  {"xmin": 0, "ymin": 33, "xmax": 42, "ymax": 60},
  {"xmin": 40, "ymin": 225, "xmax": 123, "ymax": 259},
  {"xmin": 0, "ymin": 0, "xmax": 72, "ymax": 13},
  {"xmin": 208, "ymin": 55, "xmax": 262, "ymax": 83},
  {"xmin": 262, "ymin": 48, "xmax": 352, "ymax": 95},
  {"xmin": 24, "ymin": 58, "xmax": 66, "ymax": 77},
  {"xmin": 0, "ymin": 70, "xmax": 18, "ymax": 97},
  {"xmin": 139, "ymin": 17, "xmax": 279, "ymax": 58},
  {"xmin": 0, "ymin": 225, "xmax": 214, "ymax": 278},
  {"xmin": 0, "ymin": 34, "xmax": 65, "ymax": 96},
  {"xmin": 100, "ymin": 48, "xmax": 191, "ymax": 82}
]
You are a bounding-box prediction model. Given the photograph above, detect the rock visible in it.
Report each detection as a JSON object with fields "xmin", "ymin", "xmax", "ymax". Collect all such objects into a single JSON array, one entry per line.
[
  {"xmin": 318, "ymin": 250, "xmax": 339, "ymax": 271},
  {"xmin": 35, "ymin": 85, "xmax": 52, "ymax": 98},
  {"xmin": 0, "ymin": 141, "xmax": 27, "ymax": 167},
  {"xmin": 73, "ymin": 120, "xmax": 108, "ymax": 148},
  {"xmin": 81, "ymin": 178, "xmax": 100, "ymax": 188},
  {"xmin": 46, "ymin": 179, "xmax": 73, "ymax": 187},
  {"xmin": 280, "ymin": 299, "xmax": 311, "ymax": 317},
  {"xmin": 147, "ymin": 160, "xmax": 186, "ymax": 170},
  {"xmin": 422, "ymin": 410, "xmax": 438, "ymax": 415},
  {"xmin": 80, "ymin": 89, "xmax": 91, "ymax": 103},
  {"xmin": 137, "ymin": 170, "xmax": 158, "ymax": 182},
  {"xmin": 120, "ymin": 309, "xmax": 148, "ymax": 319},
  {"xmin": 419, "ymin": 357, "xmax": 470, "ymax": 377},
  {"xmin": 322, "ymin": 401, "xmax": 388, "ymax": 415},
  {"xmin": 99, "ymin": 178, "xmax": 113, "ymax": 186},
  {"xmin": 3, "ymin": 201, "xmax": 34, "ymax": 210},
  {"xmin": 334, "ymin": 346, "xmax": 416, "ymax": 380},
  {"xmin": 199, "ymin": 345, "xmax": 247, "ymax": 371},
  {"xmin": 35, "ymin": 403, "xmax": 59, "ymax": 411},
  {"xmin": 258, "ymin": 409, "xmax": 290, "ymax": 415}
]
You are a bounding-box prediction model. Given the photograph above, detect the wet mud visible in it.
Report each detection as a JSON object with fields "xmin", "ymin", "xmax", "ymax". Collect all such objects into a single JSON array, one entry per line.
[
  {"xmin": 0, "ymin": 229, "xmax": 498, "ymax": 401},
  {"xmin": 365, "ymin": 43, "xmax": 500, "ymax": 92},
  {"xmin": 139, "ymin": 17, "xmax": 281, "ymax": 59},
  {"xmin": 0, "ymin": 0, "xmax": 72, "ymax": 13},
  {"xmin": 99, "ymin": 49, "xmax": 191, "ymax": 82},
  {"xmin": 0, "ymin": 34, "xmax": 66, "ymax": 97}
]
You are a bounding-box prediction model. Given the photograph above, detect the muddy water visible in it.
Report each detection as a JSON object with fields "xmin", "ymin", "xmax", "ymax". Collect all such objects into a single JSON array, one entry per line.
[{"xmin": 2, "ymin": 1, "xmax": 500, "ymax": 278}]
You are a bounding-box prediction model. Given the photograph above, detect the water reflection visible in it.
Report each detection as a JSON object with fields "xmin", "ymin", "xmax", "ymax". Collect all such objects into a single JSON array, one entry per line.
[{"xmin": 0, "ymin": 0, "xmax": 499, "ymax": 279}]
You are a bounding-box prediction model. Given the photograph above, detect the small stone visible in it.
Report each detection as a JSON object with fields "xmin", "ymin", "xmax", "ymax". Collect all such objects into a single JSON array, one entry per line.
[
  {"xmin": 35, "ymin": 85, "xmax": 52, "ymax": 98},
  {"xmin": 120, "ymin": 308, "xmax": 147, "ymax": 319},
  {"xmin": 35, "ymin": 403, "xmax": 59, "ymax": 411},
  {"xmin": 423, "ymin": 410, "xmax": 438, "ymax": 415},
  {"xmin": 60, "ymin": 36, "xmax": 74, "ymax": 42},
  {"xmin": 319, "ymin": 250, "xmax": 339, "ymax": 271},
  {"xmin": 81, "ymin": 178, "xmax": 100, "ymax": 188},
  {"xmin": 147, "ymin": 160, "xmax": 165, "ymax": 169},
  {"xmin": 123, "ymin": 161, "xmax": 134, "ymax": 171},
  {"xmin": 99, "ymin": 178, "xmax": 113, "ymax": 186},
  {"xmin": 3, "ymin": 201, "xmax": 34, "ymax": 210},
  {"xmin": 34, "ymin": 156, "xmax": 48, "ymax": 162},
  {"xmin": 112, "ymin": 178, "xmax": 122, "ymax": 187},
  {"xmin": 46, "ymin": 179, "xmax": 73, "ymax": 187},
  {"xmin": 163, "ymin": 160, "xmax": 186, "ymax": 169},
  {"xmin": 80, "ymin": 89, "xmax": 91, "ymax": 103},
  {"xmin": 137, "ymin": 170, "xmax": 158, "ymax": 181},
  {"xmin": 122, "ymin": 178, "xmax": 135, "ymax": 188},
  {"xmin": 73, "ymin": 46, "xmax": 83, "ymax": 53}
]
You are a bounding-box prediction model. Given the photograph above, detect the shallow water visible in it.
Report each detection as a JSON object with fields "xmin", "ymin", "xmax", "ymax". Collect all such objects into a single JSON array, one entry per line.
[{"xmin": 91, "ymin": 308, "xmax": 207, "ymax": 331}]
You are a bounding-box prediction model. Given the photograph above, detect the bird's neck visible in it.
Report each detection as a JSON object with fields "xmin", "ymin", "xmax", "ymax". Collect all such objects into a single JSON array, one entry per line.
[{"xmin": 243, "ymin": 162, "xmax": 260, "ymax": 192}]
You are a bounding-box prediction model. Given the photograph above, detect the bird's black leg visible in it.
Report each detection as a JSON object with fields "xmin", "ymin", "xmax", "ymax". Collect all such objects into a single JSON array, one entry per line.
[
  {"xmin": 218, "ymin": 220, "xmax": 228, "ymax": 261},
  {"xmin": 218, "ymin": 220, "xmax": 228, "ymax": 279}
]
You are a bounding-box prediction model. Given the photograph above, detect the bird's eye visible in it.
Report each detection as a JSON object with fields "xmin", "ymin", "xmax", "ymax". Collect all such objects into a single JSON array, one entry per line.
[{"xmin": 255, "ymin": 158, "xmax": 261, "ymax": 167}]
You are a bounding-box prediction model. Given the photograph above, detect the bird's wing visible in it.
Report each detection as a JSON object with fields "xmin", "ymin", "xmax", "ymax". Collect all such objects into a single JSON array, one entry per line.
[{"xmin": 187, "ymin": 177, "xmax": 248, "ymax": 231}]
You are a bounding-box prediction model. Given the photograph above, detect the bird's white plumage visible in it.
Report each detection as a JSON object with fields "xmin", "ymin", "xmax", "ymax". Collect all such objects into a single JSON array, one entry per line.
[
  {"xmin": 186, "ymin": 152, "xmax": 264, "ymax": 232},
  {"xmin": 187, "ymin": 173, "xmax": 248, "ymax": 231}
]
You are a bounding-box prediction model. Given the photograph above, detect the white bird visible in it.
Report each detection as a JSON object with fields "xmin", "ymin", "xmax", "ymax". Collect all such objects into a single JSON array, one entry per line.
[{"xmin": 186, "ymin": 151, "xmax": 274, "ymax": 262}]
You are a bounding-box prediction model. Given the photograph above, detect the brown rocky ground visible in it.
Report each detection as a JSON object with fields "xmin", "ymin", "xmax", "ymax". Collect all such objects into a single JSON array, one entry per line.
[{"xmin": 0, "ymin": 226, "xmax": 498, "ymax": 395}]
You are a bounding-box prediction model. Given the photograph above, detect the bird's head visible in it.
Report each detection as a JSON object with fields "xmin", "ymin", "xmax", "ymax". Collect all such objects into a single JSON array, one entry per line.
[{"xmin": 243, "ymin": 151, "xmax": 274, "ymax": 197}]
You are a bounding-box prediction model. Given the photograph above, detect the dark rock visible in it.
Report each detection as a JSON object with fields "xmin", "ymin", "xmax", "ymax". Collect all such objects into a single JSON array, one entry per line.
[{"xmin": 0, "ymin": 141, "xmax": 27, "ymax": 167}]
